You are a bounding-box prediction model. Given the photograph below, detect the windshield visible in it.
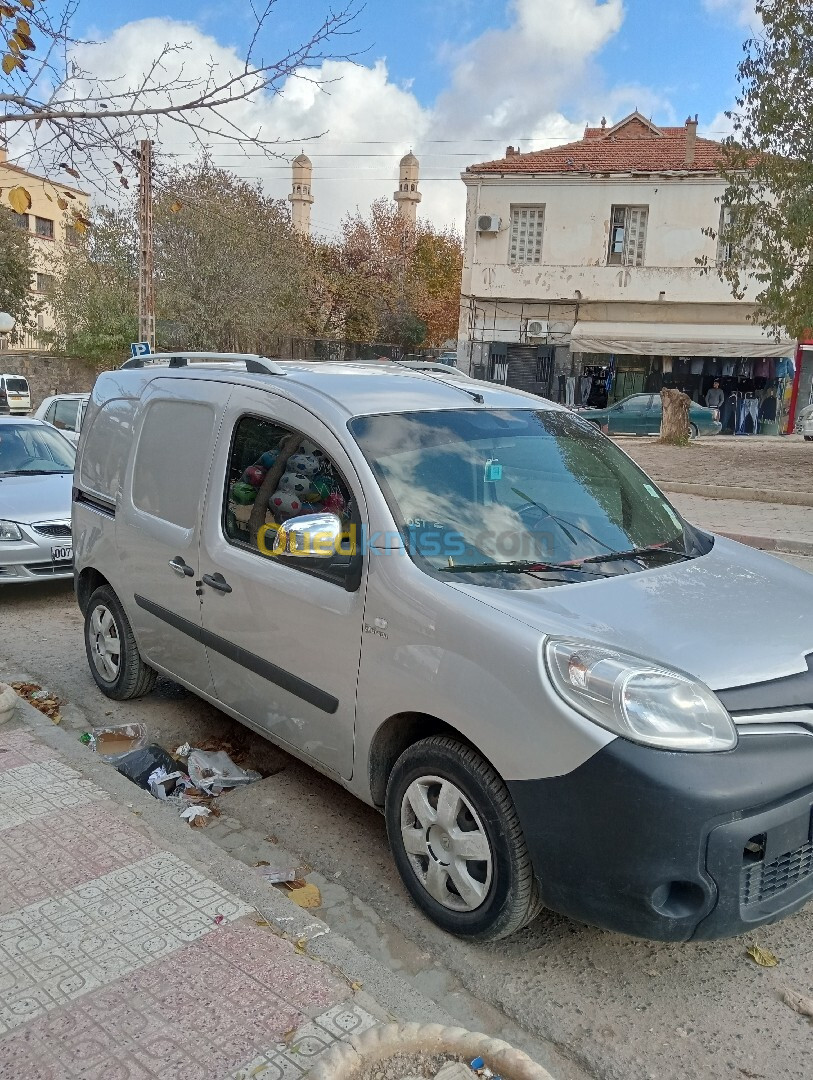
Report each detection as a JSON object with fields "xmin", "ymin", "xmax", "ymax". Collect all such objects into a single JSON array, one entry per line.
[
  {"xmin": 0, "ymin": 422, "xmax": 76, "ymax": 475},
  {"xmin": 4, "ymin": 378, "xmax": 28, "ymax": 394},
  {"xmin": 349, "ymin": 408, "xmax": 702, "ymax": 580}
]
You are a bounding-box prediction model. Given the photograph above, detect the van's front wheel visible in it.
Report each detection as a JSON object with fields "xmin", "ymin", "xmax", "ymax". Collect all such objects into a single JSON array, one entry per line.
[
  {"xmin": 385, "ymin": 736, "xmax": 541, "ymax": 940},
  {"xmin": 84, "ymin": 585, "xmax": 157, "ymax": 700}
]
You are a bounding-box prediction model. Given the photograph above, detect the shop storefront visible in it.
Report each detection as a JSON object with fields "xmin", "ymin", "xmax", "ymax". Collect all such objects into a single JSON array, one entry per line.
[
  {"xmin": 789, "ymin": 342, "xmax": 813, "ymax": 431},
  {"xmin": 569, "ymin": 321, "xmax": 797, "ymax": 435}
]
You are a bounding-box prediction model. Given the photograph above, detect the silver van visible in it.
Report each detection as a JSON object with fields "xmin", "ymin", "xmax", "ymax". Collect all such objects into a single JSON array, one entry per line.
[
  {"xmin": 73, "ymin": 354, "xmax": 813, "ymax": 942},
  {"xmin": 0, "ymin": 373, "xmax": 31, "ymax": 415}
]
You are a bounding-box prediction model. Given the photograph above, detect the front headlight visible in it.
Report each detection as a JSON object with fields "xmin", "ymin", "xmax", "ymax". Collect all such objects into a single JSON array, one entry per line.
[
  {"xmin": 545, "ymin": 639, "xmax": 737, "ymax": 752},
  {"xmin": 0, "ymin": 520, "xmax": 22, "ymax": 541}
]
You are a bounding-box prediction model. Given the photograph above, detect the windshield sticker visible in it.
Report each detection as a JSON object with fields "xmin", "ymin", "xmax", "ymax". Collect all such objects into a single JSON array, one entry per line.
[{"xmin": 484, "ymin": 459, "xmax": 502, "ymax": 483}]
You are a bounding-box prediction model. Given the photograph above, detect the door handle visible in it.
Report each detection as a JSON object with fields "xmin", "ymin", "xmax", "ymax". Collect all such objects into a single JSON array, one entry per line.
[
  {"xmin": 201, "ymin": 572, "xmax": 232, "ymax": 594},
  {"xmin": 169, "ymin": 557, "xmax": 194, "ymax": 577}
]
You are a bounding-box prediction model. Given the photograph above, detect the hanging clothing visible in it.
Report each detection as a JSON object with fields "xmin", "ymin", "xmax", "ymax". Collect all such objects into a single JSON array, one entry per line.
[
  {"xmin": 565, "ymin": 376, "xmax": 576, "ymax": 406},
  {"xmin": 722, "ymin": 360, "xmax": 736, "ymax": 377},
  {"xmin": 737, "ymin": 397, "xmax": 759, "ymax": 434},
  {"xmin": 721, "ymin": 393, "xmax": 738, "ymax": 432},
  {"xmin": 760, "ymin": 395, "xmax": 778, "ymax": 422},
  {"xmin": 775, "ymin": 357, "xmax": 794, "ymax": 379},
  {"xmin": 690, "ymin": 357, "xmax": 705, "ymax": 375},
  {"xmin": 579, "ymin": 375, "xmax": 593, "ymax": 405},
  {"xmin": 752, "ymin": 358, "xmax": 770, "ymax": 379},
  {"xmin": 558, "ymin": 373, "xmax": 567, "ymax": 403},
  {"xmin": 662, "ymin": 357, "xmax": 674, "ymax": 374}
]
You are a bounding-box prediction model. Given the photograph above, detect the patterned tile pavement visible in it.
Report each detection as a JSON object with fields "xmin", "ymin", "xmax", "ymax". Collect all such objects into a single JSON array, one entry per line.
[{"xmin": 0, "ymin": 727, "xmax": 377, "ymax": 1078}]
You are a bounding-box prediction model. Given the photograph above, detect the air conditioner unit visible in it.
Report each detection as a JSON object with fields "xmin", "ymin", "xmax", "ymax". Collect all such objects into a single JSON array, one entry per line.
[
  {"xmin": 477, "ymin": 215, "xmax": 501, "ymax": 232},
  {"xmin": 527, "ymin": 320, "xmax": 547, "ymax": 337}
]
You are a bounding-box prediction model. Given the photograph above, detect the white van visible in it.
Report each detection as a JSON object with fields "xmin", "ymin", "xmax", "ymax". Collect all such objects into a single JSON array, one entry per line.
[{"xmin": 0, "ymin": 374, "xmax": 31, "ymax": 415}]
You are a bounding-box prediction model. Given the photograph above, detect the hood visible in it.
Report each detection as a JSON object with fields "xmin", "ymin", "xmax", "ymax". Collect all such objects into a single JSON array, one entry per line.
[
  {"xmin": 0, "ymin": 472, "xmax": 74, "ymax": 524},
  {"xmin": 449, "ymin": 537, "xmax": 812, "ymax": 691}
]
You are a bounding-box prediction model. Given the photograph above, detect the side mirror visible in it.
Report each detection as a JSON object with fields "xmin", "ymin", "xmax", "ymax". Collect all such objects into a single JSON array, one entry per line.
[{"xmin": 272, "ymin": 512, "xmax": 343, "ymax": 559}]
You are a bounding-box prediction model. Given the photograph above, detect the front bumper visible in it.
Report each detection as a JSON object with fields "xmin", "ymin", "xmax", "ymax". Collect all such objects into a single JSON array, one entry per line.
[
  {"xmin": 508, "ymin": 732, "xmax": 813, "ymax": 941},
  {"xmin": 0, "ymin": 522, "xmax": 73, "ymax": 584}
]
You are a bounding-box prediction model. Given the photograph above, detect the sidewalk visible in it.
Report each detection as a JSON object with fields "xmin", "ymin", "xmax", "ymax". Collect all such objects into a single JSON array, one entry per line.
[
  {"xmin": 669, "ymin": 493, "xmax": 813, "ymax": 555},
  {"xmin": 0, "ymin": 698, "xmax": 453, "ymax": 1079}
]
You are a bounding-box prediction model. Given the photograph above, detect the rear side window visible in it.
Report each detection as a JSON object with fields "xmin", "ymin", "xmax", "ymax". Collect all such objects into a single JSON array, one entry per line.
[
  {"xmin": 79, "ymin": 399, "xmax": 136, "ymax": 500},
  {"xmin": 53, "ymin": 398, "xmax": 80, "ymax": 430},
  {"xmin": 132, "ymin": 400, "xmax": 216, "ymax": 529}
]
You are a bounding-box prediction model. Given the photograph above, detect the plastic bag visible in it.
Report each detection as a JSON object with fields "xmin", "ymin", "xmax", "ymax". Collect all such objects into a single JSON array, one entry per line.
[
  {"xmin": 186, "ymin": 749, "xmax": 261, "ymax": 794},
  {"xmin": 116, "ymin": 744, "xmax": 181, "ymax": 788}
]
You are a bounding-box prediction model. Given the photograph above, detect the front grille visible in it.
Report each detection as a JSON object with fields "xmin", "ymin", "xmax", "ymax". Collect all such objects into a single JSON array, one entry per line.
[
  {"xmin": 31, "ymin": 523, "xmax": 72, "ymax": 538},
  {"xmin": 741, "ymin": 840, "xmax": 813, "ymax": 906},
  {"xmin": 25, "ymin": 561, "xmax": 73, "ymax": 575}
]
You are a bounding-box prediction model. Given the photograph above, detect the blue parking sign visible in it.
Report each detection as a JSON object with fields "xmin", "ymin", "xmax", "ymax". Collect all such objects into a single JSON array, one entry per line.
[{"xmin": 130, "ymin": 342, "xmax": 151, "ymax": 357}]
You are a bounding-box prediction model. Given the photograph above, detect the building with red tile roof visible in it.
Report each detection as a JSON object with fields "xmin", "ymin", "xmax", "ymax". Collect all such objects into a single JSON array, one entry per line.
[{"xmin": 455, "ymin": 113, "xmax": 795, "ymax": 431}]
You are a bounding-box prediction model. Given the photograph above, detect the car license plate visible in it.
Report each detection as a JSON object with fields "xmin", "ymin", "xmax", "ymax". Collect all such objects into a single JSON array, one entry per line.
[{"xmin": 51, "ymin": 545, "xmax": 72, "ymax": 562}]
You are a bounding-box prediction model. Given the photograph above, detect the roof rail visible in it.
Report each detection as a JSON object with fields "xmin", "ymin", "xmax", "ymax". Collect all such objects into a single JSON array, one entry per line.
[{"xmin": 120, "ymin": 352, "xmax": 287, "ymax": 375}]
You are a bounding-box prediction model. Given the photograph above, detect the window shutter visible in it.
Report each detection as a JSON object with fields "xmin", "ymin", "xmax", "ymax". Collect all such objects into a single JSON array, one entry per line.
[{"xmin": 624, "ymin": 207, "xmax": 648, "ymax": 266}]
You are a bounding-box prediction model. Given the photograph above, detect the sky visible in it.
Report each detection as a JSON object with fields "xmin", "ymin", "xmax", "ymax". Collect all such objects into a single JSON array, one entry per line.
[{"xmin": 18, "ymin": 0, "xmax": 761, "ymax": 236}]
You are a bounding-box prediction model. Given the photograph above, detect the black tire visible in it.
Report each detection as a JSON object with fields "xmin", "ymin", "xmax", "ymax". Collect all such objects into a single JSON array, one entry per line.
[
  {"xmin": 805, "ymin": 435, "xmax": 813, "ymax": 442},
  {"xmin": 84, "ymin": 584, "xmax": 157, "ymax": 700},
  {"xmin": 385, "ymin": 736, "xmax": 541, "ymax": 941},
  {"xmin": 689, "ymin": 422, "xmax": 699, "ymax": 440}
]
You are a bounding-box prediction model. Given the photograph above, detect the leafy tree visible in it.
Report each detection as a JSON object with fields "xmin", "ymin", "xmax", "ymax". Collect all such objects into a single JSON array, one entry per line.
[
  {"xmin": 48, "ymin": 206, "xmax": 138, "ymax": 363},
  {"xmin": 711, "ymin": 0, "xmax": 813, "ymax": 337},
  {"xmin": 0, "ymin": 205, "xmax": 36, "ymax": 339},
  {"xmin": 153, "ymin": 161, "xmax": 311, "ymax": 351}
]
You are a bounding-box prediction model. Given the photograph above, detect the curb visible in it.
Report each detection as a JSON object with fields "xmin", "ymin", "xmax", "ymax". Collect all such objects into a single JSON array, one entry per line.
[
  {"xmin": 660, "ymin": 481, "xmax": 813, "ymax": 507},
  {"xmin": 305, "ymin": 1022, "xmax": 554, "ymax": 1080},
  {"xmin": 2, "ymin": 693, "xmax": 458, "ymax": 1032},
  {"xmin": 717, "ymin": 531, "xmax": 813, "ymax": 556}
]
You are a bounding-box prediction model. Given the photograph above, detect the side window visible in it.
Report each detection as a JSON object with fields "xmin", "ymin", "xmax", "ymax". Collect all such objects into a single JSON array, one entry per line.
[
  {"xmin": 132, "ymin": 400, "xmax": 216, "ymax": 528},
  {"xmin": 44, "ymin": 401, "xmax": 57, "ymax": 424},
  {"xmin": 52, "ymin": 398, "xmax": 80, "ymax": 430},
  {"xmin": 79, "ymin": 398, "xmax": 136, "ymax": 501},
  {"xmin": 223, "ymin": 414, "xmax": 357, "ymax": 587}
]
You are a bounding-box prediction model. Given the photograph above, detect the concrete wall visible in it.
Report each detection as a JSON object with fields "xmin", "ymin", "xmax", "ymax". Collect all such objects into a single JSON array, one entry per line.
[{"xmin": 0, "ymin": 351, "xmax": 98, "ymax": 410}]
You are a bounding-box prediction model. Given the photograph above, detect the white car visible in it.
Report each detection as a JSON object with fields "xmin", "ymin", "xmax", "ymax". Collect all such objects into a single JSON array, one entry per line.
[
  {"xmin": 34, "ymin": 393, "xmax": 90, "ymax": 445},
  {"xmin": 796, "ymin": 402, "xmax": 813, "ymax": 441}
]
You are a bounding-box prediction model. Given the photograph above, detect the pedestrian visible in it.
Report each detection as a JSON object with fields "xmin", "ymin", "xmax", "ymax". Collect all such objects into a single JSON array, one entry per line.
[{"xmin": 706, "ymin": 379, "xmax": 724, "ymax": 409}]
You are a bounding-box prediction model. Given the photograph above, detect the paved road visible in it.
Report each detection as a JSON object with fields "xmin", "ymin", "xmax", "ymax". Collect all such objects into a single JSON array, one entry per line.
[{"xmin": 2, "ymin": 574, "xmax": 813, "ymax": 1080}]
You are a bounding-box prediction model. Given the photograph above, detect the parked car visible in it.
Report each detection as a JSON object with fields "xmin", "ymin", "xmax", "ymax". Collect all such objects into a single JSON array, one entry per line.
[
  {"xmin": 580, "ymin": 392, "xmax": 721, "ymax": 438},
  {"xmin": 0, "ymin": 373, "xmax": 31, "ymax": 415},
  {"xmin": 74, "ymin": 353, "xmax": 813, "ymax": 943},
  {"xmin": 796, "ymin": 402, "xmax": 813, "ymax": 441},
  {"xmin": 34, "ymin": 392, "xmax": 90, "ymax": 445},
  {"xmin": 0, "ymin": 417, "xmax": 76, "ymax": 583}
]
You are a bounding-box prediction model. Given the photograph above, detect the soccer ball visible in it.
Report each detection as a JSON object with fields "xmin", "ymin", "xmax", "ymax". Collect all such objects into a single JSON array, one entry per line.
[
  {"xmin": 242, "ymin": 465, "xmax": 267, "ymax": 488},
  {"xmin": 257, "ymin": 449, "xmax": 278, "ymax": 470},
  {"xmin": 269, "ymin": 490, "xmax": 303, "ymax": 516},
  {"xmin": 278, "ymin": 470, "xmax": 310, "ymax": 494},
  {"xmin": 297, "ymin": 440, "xmax": 327, "ymax": 463},
  {"xmin": 288, "ymin": 452, "xmax": 320, "ymax": 477}
]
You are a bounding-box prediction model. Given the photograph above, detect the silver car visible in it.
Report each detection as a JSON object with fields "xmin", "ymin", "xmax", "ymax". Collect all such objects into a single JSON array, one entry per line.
[
  {"xmin": 34, "ymin": 393, "xmax": 90, "ymax": 446},
  {"xmin": 73, "ymin": 354, "xmax": 813, "ymax": 943},
  {"xmin": 797, "ymin": 402, "xmax": 813, "ymax": 441},
  {"xmin": 0, "ymin": 417, "xmax": 75, "ymax": 583}
]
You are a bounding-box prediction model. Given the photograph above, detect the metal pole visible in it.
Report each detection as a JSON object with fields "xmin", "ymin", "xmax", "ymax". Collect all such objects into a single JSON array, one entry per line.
[{"xmin": 137, "ymin": 139, "xmax": 155, "ymax": 351}]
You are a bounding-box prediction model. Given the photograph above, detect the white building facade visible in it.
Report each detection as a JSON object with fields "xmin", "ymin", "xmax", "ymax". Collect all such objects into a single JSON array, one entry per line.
[{"xmin": 458, "ymin": 114, "xmax": 796, "ymax": 433}]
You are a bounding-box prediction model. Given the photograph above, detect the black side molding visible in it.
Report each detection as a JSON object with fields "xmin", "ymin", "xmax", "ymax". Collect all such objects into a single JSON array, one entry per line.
[
  {"xmin": 134, "ymin": 593, "xmax": 339, "ymax": 714},
  {"xmin": 73, "ymin": 488, "xmax": 116, "ymax": 518}
]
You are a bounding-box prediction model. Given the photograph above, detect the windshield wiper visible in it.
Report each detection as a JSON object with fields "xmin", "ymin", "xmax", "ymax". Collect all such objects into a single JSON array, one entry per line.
[
  {"xmin": 2, "ymin": 469, "xmax": 60, "ymax": 476},
  {"xmin": 579, "ymin": 544, "xmax": 691, "ymax": 565},
  {"xmin": 439, "ymin": 560, "xmax": 609, "ymax": 577}
]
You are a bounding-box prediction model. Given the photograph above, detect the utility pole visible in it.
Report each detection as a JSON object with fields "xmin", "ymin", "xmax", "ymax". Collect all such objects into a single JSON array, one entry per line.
[{"xmin": 137, "ymin": 138, "xmax": 155, "ymax": 350}]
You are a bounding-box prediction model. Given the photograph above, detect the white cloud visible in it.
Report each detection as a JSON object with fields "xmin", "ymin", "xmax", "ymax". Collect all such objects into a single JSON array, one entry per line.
[
  {"xmin": 16, "ymin": 2, "xmax": 645, "ymax": 231},
  {"xmin": 702, "ymin": 0, "xmax": 760, "ymax": 29}
]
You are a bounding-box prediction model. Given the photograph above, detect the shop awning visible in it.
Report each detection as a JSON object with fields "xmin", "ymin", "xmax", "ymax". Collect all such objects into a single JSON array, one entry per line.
[{"xmin": 569, "ymin": 321, "xmax": 795, "ymax": 357}]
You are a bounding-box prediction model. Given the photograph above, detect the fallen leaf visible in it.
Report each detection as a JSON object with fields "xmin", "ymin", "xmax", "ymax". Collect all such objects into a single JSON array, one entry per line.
[
  {"xmin": 294, "ymin": 937, "xmax": 307, "ymax": 954},
  {"xmin": 255, "ymin": 919, "xmax": 271, "ymax": 927},
  {"xmin": 747, "ymin": 944, "xmax": 779, "ymax": 968},
  {"xmin": 287, "ymin": 883, "xmax": 321, "ymax": 909},
  {"xmin": 782, "ymin": 988, "xmax": 813, "ymax": 1019},
  {"xmin": 281, "ymin": 1027, "xmax": 297, "ymax": 1045},
  {"xmin": 264, "ymin": 834, "xmax": 278, "ymax": 844},
  {"xmin": 170, "ymin": 200, "xmax": 183, "ymax": 212},
  {"xmin": 253, "ymin": 860, "xmax": 270, "ymax": 867},
  {"xmin": 350, "ymin": 981, "xmax": 362, "ymax": 991}
]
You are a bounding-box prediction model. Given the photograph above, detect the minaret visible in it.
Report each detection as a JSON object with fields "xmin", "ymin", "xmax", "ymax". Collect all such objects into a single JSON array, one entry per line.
[
  {"xmin": 394, "ymin": 150, "xmax": 421, "ymax": 225},
  {"xmin": 288, "ymin": 152, "xmax": 314, "ymax": 236}
]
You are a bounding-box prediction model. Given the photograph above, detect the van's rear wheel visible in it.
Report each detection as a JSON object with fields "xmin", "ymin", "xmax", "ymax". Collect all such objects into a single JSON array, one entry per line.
[
  {"xmin": 385, "ymin": 736, "xmax": 541, "ymax": 940},
  {"xmin": 84, "ymin": 585, "xmax": 156, "ymax": 700}
]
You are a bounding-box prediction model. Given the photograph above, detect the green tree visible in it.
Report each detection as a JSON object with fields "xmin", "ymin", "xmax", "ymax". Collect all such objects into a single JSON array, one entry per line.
[
  {"xmin": 711, "ymin": 0, "xmax": 813, "ymax": 337},
  {"xmin": 0, "ymin": 206, "xmax": 36, "ymax": 339},
  {"xmin": 154, "ymin": 161, "xmax": 311, "ymax": 351},
  {"xmin": 49, "ymin": 206, "xmax": 138, "ymax": 364}
]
